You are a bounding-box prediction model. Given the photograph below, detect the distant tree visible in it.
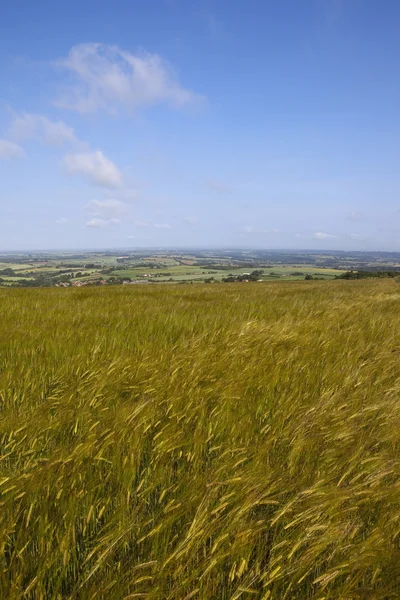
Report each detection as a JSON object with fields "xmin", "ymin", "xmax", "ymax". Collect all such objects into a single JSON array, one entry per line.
[
  {"xmin": 249, "ymin": 269, "xmax": 264, "ymax": 280},
  {"xmin": 304, "ymin": 274, "xmax": 314, "ymax": 280},
  {"xmin": 0, "ymin": 268, "xmax": 16, "ymax": 277}
]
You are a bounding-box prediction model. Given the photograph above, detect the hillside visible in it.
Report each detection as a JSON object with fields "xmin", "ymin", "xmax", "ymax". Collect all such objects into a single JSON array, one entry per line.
[{"xmin": 1, "ymin": 280, "xmax": 400, "ymax": 598}]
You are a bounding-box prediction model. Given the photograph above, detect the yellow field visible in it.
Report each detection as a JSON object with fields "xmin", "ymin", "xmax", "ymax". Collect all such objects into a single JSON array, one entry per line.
[{"xmin": 1, "ymin": 280, "xmax": 400, "ymax": 598}]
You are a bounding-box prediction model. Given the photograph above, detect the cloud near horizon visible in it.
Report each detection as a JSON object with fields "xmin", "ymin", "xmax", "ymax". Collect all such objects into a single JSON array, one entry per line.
[
  {"xmin": 55, "ymin": 43, "xmax": 205, "ymax": 114},
  {"xmin": 85, "ymin": 198, "xmax": 127, "ymax": 228},
  {"xmin": 313, "ymin": 232, "xmax": 337, "ymax": 240},
  {"xmin": 243, "ymin": 226, "xmax": 280, "ymax": 235},
  {"xmin": 86, "ymin": 217, "xmax": 121, "ymax": 228}
]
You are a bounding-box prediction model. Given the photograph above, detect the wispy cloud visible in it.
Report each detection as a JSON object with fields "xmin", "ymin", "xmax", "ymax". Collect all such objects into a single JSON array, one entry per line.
[
  {"xmin": 296, "ymin": 232, "xmax": 338, "ymax": 241},
  {"xmin": 0, "ymin": 139, "xmax": 24, "ymax": 159},
  {"xmin": 64, "ymin": 150, "xmax": 122, "ymax": 188},
  {"xmin": 86, "ymin": 217, "xmax": 121, "ymax": 228},
  {"xmin": 154, "ymin": 223, "xmax": 171, "ymax": 229},
  {"xmin": 9, "ymin": 113, "xmax": 77, "ymax": 146},
  {"xmin": 86, "ymin": 198, "xmax": 127, "ymax": 218},
  {"xmin": 313, "ymin": 232, "xmax": 337, "ymax": 239},
  {"xmin": 243, "ymin": 226, "xmax": 280, "ymax": 235},
  {"xmin": 85, "ymin": 199, "xmax": 127, "ymax": 228},
  {"xmin": 55, "ymin": 43, "xmax": 205, "ymax": 114}
]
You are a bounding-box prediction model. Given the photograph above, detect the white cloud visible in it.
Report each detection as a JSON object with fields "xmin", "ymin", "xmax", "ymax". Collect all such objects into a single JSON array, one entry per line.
[
  {"xmin": 86, "ymin": 217, "xmax": 121, "ymax": 228},
  {"xmin": 55, "ymin": 43, "xmax": 205, "ymax": 114},
  {"xmin": 64, "ymin": 150, "xmax": 122, "ymax": 188},
  {"xmin": 85, "ymin": 199, "xmax": 127, "ymax": 228},
  {"xmin": 56, "ymin": 217, "xmax": 69, "ymax": 224},
  {"xmin": 350, "ymin": 233, "xmax": 364, "ymax": 240},
  {"xmin": 85, "ymin": 200, "xmax": 127, "ymax": 229},
  {"xmin": 9, "ymin": 113, "xmax": 77, "ymax": 146},
  {"xmin": 0, "ymin": 139, "xmax": 24, "ymax": 159},
  {"xmin": 135, "ymin": 220, "xmax": 150, "ymax": 228},
  {"xmin": 243, "ymin": 226, "xmax": 279, "ymax": 235},
  {"xmin": 154, "ymin": 223, "xmax": 171, "ymax": 229},
  {"xmin": 313, "ymin": 232, "xmax": 337, "ymax": 240},
  {"xmin": 86, "ymin": 198, "xmax": 127, "ymax": 218}
]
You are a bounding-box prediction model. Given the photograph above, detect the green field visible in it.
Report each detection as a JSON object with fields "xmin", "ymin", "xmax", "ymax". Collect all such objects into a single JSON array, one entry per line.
[
  {"xmin": 110, "ymin": 265, "xmax": 342, "ymax": 282},
  {"xmin": 1, "ymin": 280, "xmax": 400, "ymax": 598},
  {"xmin": 0, "ymin": 279, "xmax": 35, "ymax": 287}
]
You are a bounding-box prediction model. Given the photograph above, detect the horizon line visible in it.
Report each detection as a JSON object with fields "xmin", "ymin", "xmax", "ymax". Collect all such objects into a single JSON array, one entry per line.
[{"xmin": 1, "ymin": 247, "xmax": 400, "ymax": 255}]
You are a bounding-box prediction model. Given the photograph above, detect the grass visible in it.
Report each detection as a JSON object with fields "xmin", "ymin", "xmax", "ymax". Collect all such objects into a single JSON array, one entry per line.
[{"xmin": 1, "ymin": 280, "xmax": 400, "ymax": 598}]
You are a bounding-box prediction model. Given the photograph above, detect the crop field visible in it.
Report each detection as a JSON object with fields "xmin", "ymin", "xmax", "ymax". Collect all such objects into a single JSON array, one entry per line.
[
  {"xmin": 110, "ymin": 265, "xmax": 342, "ymax": 283},
  {"xmin": 1, "ymin": 280, "xmax": 400, "ymax": 598}
]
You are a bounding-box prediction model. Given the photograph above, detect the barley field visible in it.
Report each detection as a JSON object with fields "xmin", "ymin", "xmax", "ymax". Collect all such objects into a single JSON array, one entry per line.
[{"xmin": 1, "ymin": 280, "xmax": 400, "ymax": 599}]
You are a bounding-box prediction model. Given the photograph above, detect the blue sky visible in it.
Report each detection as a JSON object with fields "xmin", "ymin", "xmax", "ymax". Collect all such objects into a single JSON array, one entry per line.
[{"xmin": 1, "ymin": 0, "xmax": 400, "ymax": 251}]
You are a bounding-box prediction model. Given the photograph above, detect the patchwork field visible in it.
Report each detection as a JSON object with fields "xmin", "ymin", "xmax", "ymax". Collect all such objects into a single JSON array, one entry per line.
[
  {"xmin": 1, "ymin": 280, "xmax": 400, "ymax": 598},
  {"xmin": 3, "ymin": 249, "xmax": 400, "ymax": 287},
  {"xmin": 110, "ymin": 265, "xmax": 341, "ymax": 282}
]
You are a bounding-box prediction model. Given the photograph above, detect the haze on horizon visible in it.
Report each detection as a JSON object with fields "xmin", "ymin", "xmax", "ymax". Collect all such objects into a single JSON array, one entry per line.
[{"xmin": 1, "ymin": 0, "xmax": 400, "ymax": 252}]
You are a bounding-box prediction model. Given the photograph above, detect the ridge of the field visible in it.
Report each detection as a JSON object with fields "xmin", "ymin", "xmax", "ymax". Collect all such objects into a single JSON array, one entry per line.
[{"xmin": 1, "ymin": 280, "xmax": 400, "ymax": 599}]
